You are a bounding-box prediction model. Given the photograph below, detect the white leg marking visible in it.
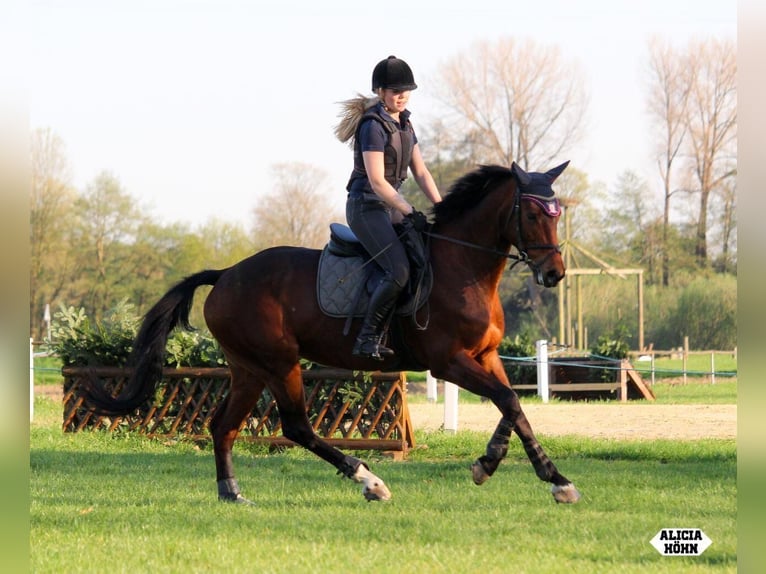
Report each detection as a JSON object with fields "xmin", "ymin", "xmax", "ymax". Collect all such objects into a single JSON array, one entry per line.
[{"xmin": 352, "ymin": 464, "xmax": 392, "ymax": 501}]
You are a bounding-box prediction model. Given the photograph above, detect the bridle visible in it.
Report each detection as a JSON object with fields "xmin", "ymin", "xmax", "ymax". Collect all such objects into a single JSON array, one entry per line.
[
  {"xmin": 424, "ymin": 189, "xmax": 562, "ymax": 283},
  {"xmin": 509, "ymin": 192, "xmax": 562, "ymax": 283}
]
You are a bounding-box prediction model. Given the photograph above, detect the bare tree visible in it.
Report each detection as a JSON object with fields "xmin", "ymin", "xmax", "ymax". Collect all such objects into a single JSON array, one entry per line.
[
  {"xmin": 29, "ymin": 128, "xmax": 77, "ymax": 338},
  {"xmin": 646, "ymin": 36, "xmax": 736, "ymax": 274},
  {"xmin": 432, "ymin": 37, "xmax": 588, "ymax": 169},
  {"xmin": 251, "ymin": 162, "xmax": 343, "ymax": 249},
  {"xmin": 683, "ymin": 38, "xmax": 737, "ymax": 268},
  {"xmin": 713, "ymin": 174, "xmax": 736, "ymax": 273},
  {"xmin": 647, "ymin": 37, "xmax": 691, "ymax": 286}
]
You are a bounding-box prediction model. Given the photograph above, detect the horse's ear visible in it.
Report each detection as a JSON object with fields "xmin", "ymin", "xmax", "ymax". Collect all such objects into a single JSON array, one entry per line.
[
  {"xmin": 545, "ymin": 161, "xmax": 570, "ymax": 182},
  {"xmin": 511, "ymin": 162, "xmax": 531, "ymax": 186}
]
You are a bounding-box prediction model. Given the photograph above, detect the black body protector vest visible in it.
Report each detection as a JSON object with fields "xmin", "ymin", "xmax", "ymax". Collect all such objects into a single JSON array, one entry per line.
[{"xmin": 346, "ymin": 107, "xmax": 415, "ymax": 193}]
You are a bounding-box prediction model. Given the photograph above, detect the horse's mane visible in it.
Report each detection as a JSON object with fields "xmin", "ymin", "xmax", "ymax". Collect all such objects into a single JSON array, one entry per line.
[{"xmin": 432, "ymin": 165, "xmax": 514, "ymax": 225}]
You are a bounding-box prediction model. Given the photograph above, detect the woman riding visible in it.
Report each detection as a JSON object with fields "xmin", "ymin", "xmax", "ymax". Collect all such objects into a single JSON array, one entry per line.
[{"xmin": 336, "ymin": 55, "xmax": 442, "ymax": 361}]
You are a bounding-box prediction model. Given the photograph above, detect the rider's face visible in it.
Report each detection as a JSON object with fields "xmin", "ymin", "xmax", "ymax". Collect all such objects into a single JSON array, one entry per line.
[{"xmin": 381, "ymin": 88, "xmax": 410, "ymax": 114}]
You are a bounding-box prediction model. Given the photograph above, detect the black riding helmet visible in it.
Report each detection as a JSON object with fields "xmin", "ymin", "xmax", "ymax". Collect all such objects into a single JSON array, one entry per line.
[{"xmin": 371, "ymin": 55, "xmax": 418, "ymax": 91}]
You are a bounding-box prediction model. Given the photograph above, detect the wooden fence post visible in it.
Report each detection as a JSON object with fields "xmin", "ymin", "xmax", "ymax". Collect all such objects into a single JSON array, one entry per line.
[{"xmin": 619, "ymin": 359, "xmax": 628, "ymax": 402}]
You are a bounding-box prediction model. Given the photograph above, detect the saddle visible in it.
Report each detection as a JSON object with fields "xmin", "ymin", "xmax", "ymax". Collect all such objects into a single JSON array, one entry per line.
[{"xmin": 316, "ymin": 223, "xmax": 432, "ymax": 327}]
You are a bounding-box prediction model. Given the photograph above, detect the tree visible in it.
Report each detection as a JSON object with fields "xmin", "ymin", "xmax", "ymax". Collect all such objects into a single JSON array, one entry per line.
[
  {"xmin": 399, "ymin": 155, "xmax": 471, "ymax": 214},
  {"xmin": 646, "ymin": 37, "xmax": 736, "ymax": 274},
  {"xmin": 712, "ymin": 176, "xmax": 736, "ymax": 274},
  {"xmin": 596, "ymin": 171, "xmax": 667, "ymax": 281},
  {"xmin": 29, "ymin": 128, "xmax": 78, "ymax": 338},
  {"xmin": 251, "ymin": 162, "xmax": 343, "ymax": 249},
  {"xmin": 125, "ymin": 218, "xmax": 254, "ymax": 325},
  {"xmin": 647, "ymin": 37, "xmax": 691, "ymax": 286},
  {"xmin": 194, "ymin": 218, "xmax": 254, "ymax": 267},
  {"xmin": 683, "ymin": 38, "xmax": 737, "ymax": 268},
  {"xmin": 432, "ymin": 37, "xmax": 588, "ymax": 170},
  {"xmin": 73, "ymin": 171, "xmax": 144, "ymax": 319},
  {"xmin": 655, "ymin": 274, "xmax": 736, "ymax": 349}
]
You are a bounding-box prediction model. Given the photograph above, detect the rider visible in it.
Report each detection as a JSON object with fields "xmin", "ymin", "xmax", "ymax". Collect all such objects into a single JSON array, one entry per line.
[{"xmin": 341, "ymin": 55, "xmax": 442, "ymax": 361}]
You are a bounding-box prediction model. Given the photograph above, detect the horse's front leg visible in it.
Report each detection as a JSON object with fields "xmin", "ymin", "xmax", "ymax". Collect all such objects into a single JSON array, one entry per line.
[
  {"xmin": 434, "ymin": 351, "xmax": 580, "ymax": 504},
  {"xmin": 471, "ymin": 417, "xmax": 513, "ymax": 486},
  {"xmin": 471, "ymin": 408, "xmax": 579, "ymax": 503},
  {"xmin": 511, "ymin": 409, "xmax": 581, "ymax": 503}
]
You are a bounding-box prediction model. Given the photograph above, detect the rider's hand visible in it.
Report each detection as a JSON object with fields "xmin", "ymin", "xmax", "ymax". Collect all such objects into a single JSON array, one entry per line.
[{"xmin": 405, "ymin": 210, "xmax": 428, "ymax": 232}]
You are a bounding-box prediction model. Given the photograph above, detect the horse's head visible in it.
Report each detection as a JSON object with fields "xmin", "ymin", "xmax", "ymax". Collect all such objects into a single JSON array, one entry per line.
[{"xmin": 507, "ymin": 161, "xmax": 568, "ymax": 287}]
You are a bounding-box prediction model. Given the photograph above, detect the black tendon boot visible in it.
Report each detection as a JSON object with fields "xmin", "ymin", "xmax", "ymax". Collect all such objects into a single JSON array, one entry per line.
[{"xmin": 352, "ymin": 277, "xmax": 400, "ymax": 361}]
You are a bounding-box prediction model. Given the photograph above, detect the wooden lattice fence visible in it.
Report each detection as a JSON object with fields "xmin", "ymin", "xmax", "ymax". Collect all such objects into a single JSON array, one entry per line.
[{"xmin": 62, "ymin": 366, "xmax": 415, "ymax": 455}]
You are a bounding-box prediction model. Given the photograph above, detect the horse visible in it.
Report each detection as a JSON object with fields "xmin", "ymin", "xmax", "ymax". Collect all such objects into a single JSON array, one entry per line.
[{"xmin": 79, "ymin": 161, "xmax": 581, "ymax": 505}]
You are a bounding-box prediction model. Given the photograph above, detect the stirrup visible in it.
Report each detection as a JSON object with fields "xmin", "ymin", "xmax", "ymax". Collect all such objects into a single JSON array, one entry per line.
[{"xmin": 352, "ymin": 335, "xmax": 395, "ymax": 361}]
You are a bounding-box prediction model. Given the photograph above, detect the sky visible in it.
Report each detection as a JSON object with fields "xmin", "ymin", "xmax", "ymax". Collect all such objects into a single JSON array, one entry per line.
[{"xmin": 23, "ymin": 0, "xmax": 737, "ymax": 229}]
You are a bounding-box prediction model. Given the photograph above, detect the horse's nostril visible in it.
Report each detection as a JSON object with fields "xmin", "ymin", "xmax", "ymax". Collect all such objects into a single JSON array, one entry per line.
[{"xmin": 546, "ymin": 269, "xmax": 564, "ymax": 286}]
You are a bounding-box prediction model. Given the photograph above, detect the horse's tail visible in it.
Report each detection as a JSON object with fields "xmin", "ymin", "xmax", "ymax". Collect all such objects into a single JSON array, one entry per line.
[{"xmin": 79, "ymin": 269, "xmax": 226, "ymax": 415}]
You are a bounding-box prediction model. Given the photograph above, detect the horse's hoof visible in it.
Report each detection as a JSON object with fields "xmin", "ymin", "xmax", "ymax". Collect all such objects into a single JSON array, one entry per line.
[
  {"xmin": 219, "ymin": 493, "xmax": 256, "ymax": 506},
  {"xmin": 362, "ymin": 480, "xmax": 392, "ymax": 501},
  {"xmin": 551, "ymin": 483, "xmax": 581, "ymax": 504},
  {"xmin": 471, "ymin": 460, "xmax": 490, "ymax": 485},
  {"xmin": 351, "ymin": 462, "xmax": 391, "ymax": 501}
]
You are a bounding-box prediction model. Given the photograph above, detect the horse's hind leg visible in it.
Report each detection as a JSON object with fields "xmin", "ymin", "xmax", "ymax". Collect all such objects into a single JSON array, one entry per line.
[
  {"xmin": 210, "ymin": 363, "xmax": 264, "ymax": 504},
  {"xmin": 269, "ymin": 363, "xmax": 392, "ymax": 502}
]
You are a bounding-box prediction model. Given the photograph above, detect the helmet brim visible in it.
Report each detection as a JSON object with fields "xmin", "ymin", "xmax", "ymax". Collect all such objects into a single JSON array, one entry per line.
[{"xmin": 383, "ymin": 82, "xmax": 418, "ymax": 91}]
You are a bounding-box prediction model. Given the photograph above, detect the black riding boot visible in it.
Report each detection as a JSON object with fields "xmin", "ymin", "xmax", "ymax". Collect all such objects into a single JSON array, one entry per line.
[{"xmin": 352, "ymin": 277, "xmax": 401, "ymax": 361}]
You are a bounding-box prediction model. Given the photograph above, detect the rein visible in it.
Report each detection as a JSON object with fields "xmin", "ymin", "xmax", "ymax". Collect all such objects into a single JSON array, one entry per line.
[
  {"xmin": 423, "ymin": 229, "xmax": 532, "ymax": 268},
  {"xmin": 425, "ymin": 193, "xmax": 561, "ymax": 274}
]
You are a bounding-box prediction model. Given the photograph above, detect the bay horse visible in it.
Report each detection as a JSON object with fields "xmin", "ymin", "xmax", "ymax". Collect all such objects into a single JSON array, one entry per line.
[{"xmin": 80, "ymin": 161, "xmax": 581, "ymax": 505}]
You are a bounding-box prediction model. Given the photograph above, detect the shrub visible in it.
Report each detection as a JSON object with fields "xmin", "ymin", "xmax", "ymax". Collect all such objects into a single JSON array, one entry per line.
[
  {"xmin": 50, "ymin": 300, "xmax": 226, "ymax": 367},
  {"xmin": 589, "ymin": 324, "xmax": 631, "ymax": 360},
  {"xmin": 589, "ymin": 325, "xmax": 630, "ymax": 382},
  {"xmin": 659, "ymin": 275, "xmax": 737, "ymax": 349},
  {"xmin": 497, "ymin": 333, "xmax": 536, "ymax": 387}
]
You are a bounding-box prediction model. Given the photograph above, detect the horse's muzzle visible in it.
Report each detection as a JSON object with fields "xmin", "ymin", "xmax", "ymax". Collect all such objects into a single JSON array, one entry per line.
[
  {"xmin": 529, "ymin": 248, "xmax": 565, "ymax": 287},
  {"xmin": 540, "ymin": 267, "xmax": 565, "ymax": 287}
]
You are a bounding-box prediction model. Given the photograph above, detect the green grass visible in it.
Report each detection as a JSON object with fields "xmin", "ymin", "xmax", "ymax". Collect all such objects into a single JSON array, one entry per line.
[
  {"xmin": 633, "ymin": 353, "xmax": 737, "ymax": 379},
  {"xmin": 31, "ymin": 396, "xmax": 736, "ymax": 573},
  {"xmin": 33, "ymin": 355, "xmax": 63, "ymax": 385},
  {"xmin": 407, "ymin": 380, "xmax": 737, "ymax": 406},
  {"xmin": 643, "ymin": 382, "xmax": 737, "ymax": 405},
  {"xmin": 405, "ymin": 353, "xmax": 737, "ymax": 385}
]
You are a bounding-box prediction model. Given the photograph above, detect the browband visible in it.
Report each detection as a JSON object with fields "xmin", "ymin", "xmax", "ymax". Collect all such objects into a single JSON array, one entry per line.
[{"xmin": 521, "ymin": 195, "xmax": 561, "ymax": 217}]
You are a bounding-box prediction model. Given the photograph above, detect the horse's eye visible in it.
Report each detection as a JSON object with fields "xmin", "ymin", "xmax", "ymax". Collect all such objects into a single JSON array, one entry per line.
[{"xmin": 526, "ymin": 213, "xmax": 538, "ymax": 221}]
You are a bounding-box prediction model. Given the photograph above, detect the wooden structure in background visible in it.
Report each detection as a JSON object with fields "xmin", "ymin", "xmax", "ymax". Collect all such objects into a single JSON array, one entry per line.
[
  {"xmin": 547, "ymin": 358, "xmax": 654, "ymax": 401},
  {"xmin": 557, "ymin": 198, "xmax": 645, "ymax": 351},
  {"xmin": 508, "ymin": 357, "xmax": 655, "ymax": 402}
]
